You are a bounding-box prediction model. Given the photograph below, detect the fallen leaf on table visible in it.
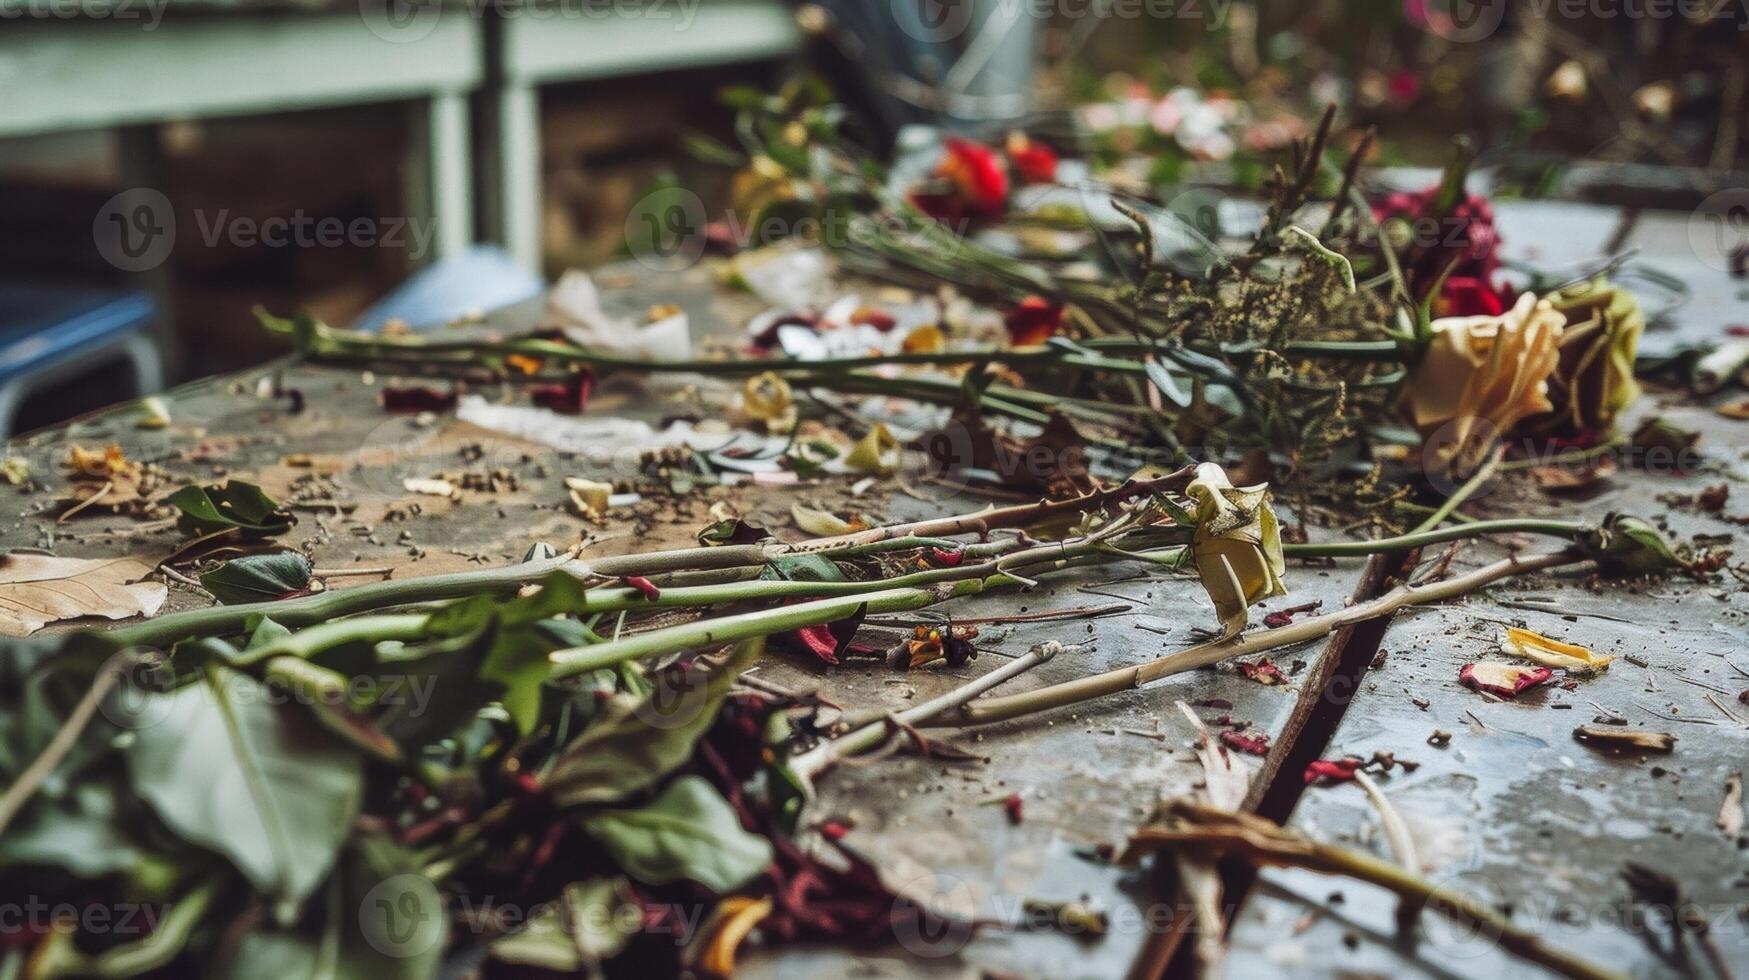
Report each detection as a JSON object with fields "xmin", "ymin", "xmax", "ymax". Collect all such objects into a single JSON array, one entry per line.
[
  {"xmin": 60, "ymin": 444, "xmax": 157, "ymax": 517},
  {"xmin": 403, "ymin": 477, "xmax": 458, "ymax": 499},
  {"xmin": 1572, "ymin": 725, "xmax": 1675, "ymax": 753},
  {"xmin": 1459, "ymin": 662, "xmax": 1554, "ymax": 699},
  {"xmin": 199, "ymin": 552, "xmax": 316, "ymax": 605},
  {"xmin": 791, "ymin": 501, "xmax": 854, "ymax": 536},
  {"xmin": 0, "ymin": 553, "xmax": 167, "ymax": 637},
  {"xmin": 168, "ymin": 480, "xmax": 294, "ymax": 537},
  {"xmin": 1499, "ymin": 627, "xmax": 1615, "ymax": 675},
  {"xmin": 0, "ymin": 457, "xmax": 28, "ymax": 486},
  {"xmin": 1719, "ymin": 773, "xmax": 1744, "ymax": 838}
]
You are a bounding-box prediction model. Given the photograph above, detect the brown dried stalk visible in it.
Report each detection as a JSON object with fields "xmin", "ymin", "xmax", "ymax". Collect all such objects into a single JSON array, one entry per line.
[
  {"xmin": 934, "ymin": 549, "xmax": 1586, "ymax": 728},
  {"xmin": 1124, "ymin": 800, "xmax": 1626, "ymax": 980}
]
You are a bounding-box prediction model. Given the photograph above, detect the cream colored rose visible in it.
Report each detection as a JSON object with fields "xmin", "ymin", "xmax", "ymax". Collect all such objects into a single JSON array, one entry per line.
[
  {"xmin": 1185, "ymin": 463, "xmax": 1287, "ymax": 635},
  {"xmin": 1517, "ymin": 278, "xmax": 1644, "ymax": 440},
  {"xmin": 1409, "ymin": 291, "xmax": 1566, "ymax": 475}
]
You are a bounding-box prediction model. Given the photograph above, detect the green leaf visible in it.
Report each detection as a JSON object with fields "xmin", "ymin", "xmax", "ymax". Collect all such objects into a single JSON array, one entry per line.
[
  {"xmin": 217, "ymin": 836, "xmax": 445, "ymax": 980},
  {"xmin": 0, "ymin": 782, "xmax": 140, "ymax": 879},
  {"xmin": 168, "ymin": 481, "xmax": 294, "ymax": 537},
  {"xmin": 490, "ymin": 877, "xmax": 638, "ymax": 970},
  {"xmin": 760, "ymin": 553, "xmax": 845, "ymax": 584},
  {"xmin": 125, "ymin": 666, "xmax": 362, "ymax": 921},
  {"xmin": 200, "ymin": 552, "xmax": 314, "ymax": 604},
  {"xmin": 581, "ymin": 776, "xmax": 772, "ymax": 894},
  {"xmin": 546, "ymin": 640, "xmax": 759, "ymax": 806}
]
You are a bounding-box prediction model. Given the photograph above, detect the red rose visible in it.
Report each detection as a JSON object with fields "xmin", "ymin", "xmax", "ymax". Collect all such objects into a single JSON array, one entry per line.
[
  {"xmin": 911, "ymin": 138, "xmax": 1009, "ymax": 224},
  {"xmin": 1005, "ymin": 132, "xmax": 1059, "ymax": 184},
  {"xmin": 1435, "ymin": 276, "xmax": 1516, "ymax": 318},
  {"xmin": 1004, "ymin": 295, "xmax": 1064, "ymax": 346},
  {"xmin": 1373, "ymin": 186, "xmax": 1504, "ymax": 298}
]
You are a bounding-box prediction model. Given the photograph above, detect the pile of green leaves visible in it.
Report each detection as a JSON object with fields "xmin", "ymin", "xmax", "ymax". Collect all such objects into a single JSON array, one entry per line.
[{"xmin": 0, "ymin": 571, "xmax": 789, "ymax": 978}]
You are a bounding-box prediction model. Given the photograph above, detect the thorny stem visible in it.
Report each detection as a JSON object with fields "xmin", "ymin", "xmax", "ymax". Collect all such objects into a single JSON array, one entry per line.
[{"xmin": 930, "ymin": 550, "xmax": 1586, "ymax": 728}]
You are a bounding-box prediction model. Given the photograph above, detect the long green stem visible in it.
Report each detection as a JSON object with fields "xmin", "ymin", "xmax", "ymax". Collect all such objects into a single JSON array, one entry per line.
[
  {"xmin": 1412, "ymin": 446, "xmax": 1503, "ymax": 533},
  {"xmin": 548, "ymin": 581, "xmax": 986, "ymax": 677},
  {"xmin": 1283, "ymin": 518, "xmax": 1588, "ymax": 559}
]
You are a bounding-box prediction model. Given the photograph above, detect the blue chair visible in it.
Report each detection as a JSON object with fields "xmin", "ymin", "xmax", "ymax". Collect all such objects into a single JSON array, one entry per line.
[
  {"xmin": 0, "ymin": 282, "xmax": 164, "ymax": 438},
  {"xmin": 350, "ymin": 245, "xmax": 545, "ymax": 334}
]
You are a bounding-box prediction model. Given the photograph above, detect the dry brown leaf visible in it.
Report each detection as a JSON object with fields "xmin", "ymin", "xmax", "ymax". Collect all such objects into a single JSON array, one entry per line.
[
  {"xmin": 1720, "ymin": 773, "xmax": 1744, "ymax": 838},
  {"xmin": 0, "ymin": 554, "xmax": 167, "ymax": 637},
  {"xmin": 1571, "ymin": 725, "xmax": 1675, "ymax": 753}
]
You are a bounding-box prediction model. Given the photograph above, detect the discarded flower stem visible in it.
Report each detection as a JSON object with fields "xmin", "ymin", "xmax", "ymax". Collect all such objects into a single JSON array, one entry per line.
[
  {"xmin": 105, "ymin": 546, "xmax": 768, "ymax": 649},
  {"xmin": 1282, "ymin": 518, "xmax": 1589, "ymax": 559},
  {"xmin": 1411, "ymin": 446, "xmax": 1503, "ymax": 533},
  {"xmin": 934, "ymin": 550, "xmax": 1586, "ymax": 728},
  {"xmin": 548, "ymin": 581, "xmax": 985, "ymax": 676},
  {"xmin": 794, "ymin": 642, "xmax": 1064, "ymax": 777},
  {"xmin": 1352, "ymin": 768, "xmax": 1424, "ymax": 932},
  {"xmin": 1125, "ymin": 801, "xmax": 1625, "ymax": 980}
]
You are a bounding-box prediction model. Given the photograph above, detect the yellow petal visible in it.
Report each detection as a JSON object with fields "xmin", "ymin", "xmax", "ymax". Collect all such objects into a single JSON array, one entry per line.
[
  {"xmin": 792, "ymin": 501, "xmax": 853, "ymax": 536},
  {"xmin": 698, "ymin": 896, "xmax": 773, "ymax": 978},
  {"xmin": 1500, "ymin": 627, "xmax": 1615, "ymax": 675},
  {"xmin": 564, "ymin": 477, "xmax": 613, "ymax": 513},
  {"xmin": 902, "ymin": 323, "xmax": 945, "ymax": 354},
  {"xmin": 844, "ymin": 423, "xmax": 900, "ymax": 477},
  {"xmin": 740, "ymin": 372, "xmax": 798, "ymax": 434}
]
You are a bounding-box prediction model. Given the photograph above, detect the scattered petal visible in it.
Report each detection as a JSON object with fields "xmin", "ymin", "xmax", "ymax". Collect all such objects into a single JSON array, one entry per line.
[
  {"xmin": 1572, "ymin": 725, "xmax": 1675, "ymax": 753},
  {"xmin": 1500, "ymin": 627, "xmax": 1615, "ymax": 675},
  {"xmin": 1459, "ymin": 662, "xmax": 1554, "ymax": 699}
]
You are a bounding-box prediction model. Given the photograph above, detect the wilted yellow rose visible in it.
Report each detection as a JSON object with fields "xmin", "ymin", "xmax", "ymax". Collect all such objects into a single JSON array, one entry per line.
[
  {"xmin": 739, "ymin": 372, "xmax": 797, "ymax": 433},
  {"xmin": 1515, "ymin": 278, "xmax": 1643, "ymax": 440},
  {"xmin": 730, "ymin": 155, "xmax": 797, "ymax": 224},
  {"xmin": 1408, "ymin": 291, "xmax": 1566, "ymax": 475},
  {"xmin": 1185, "ymin": 463, "xmax": 1286, "ymax": 634}
]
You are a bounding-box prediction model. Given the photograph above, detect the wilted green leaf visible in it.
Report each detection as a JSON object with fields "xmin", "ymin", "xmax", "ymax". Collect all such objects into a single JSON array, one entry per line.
[
  {"xmin": 200, "ymin": 552, "xmax": 314, "ymax": 604},
  {"xmin": 168, "ymin": 481, "xmax": 293, "ymax": 537},
  {"xmin": 125, "ymin": 666, "xmax": 362, "ymax": 920},
  {"xmin": 546, "ymin": 641, "xmax": 759, "ymax": 806},
  {"xmin": 581, "ymin": 776, "xmax": 772, "ymax": 894}
]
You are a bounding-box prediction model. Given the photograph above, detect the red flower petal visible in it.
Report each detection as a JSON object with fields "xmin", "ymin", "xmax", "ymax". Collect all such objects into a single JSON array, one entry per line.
[
  {"xmin": 1304, "ymin": 758, "xmax": 1362, "ymax": 784},
  {"xmin": 624, "ymin": 575, "xmax": 661, "ymax": 601},
  {"xmin": 1002, "ymin": 792, "xmax": 1024, "ymax": 824},
  {"xmin": 530, "ymin": 369, "xmax": 596, "ymax": 415},
  {"xmin": 929, "ymin": 547, "xmax": 965, "ymax": 567},
  {"xmin": 379, "ymin": 385, "xmax": 457, "ymax": 414},
  {"xmin": 1004, "ymin": 295, "xmax": 1064, "ymax": 346},
  {"xmin": 1219, "ymin": 730, "xmax": 1272, "ymax": 756},
  {"xmin": 1459, "ymin": 662, "xmax": 1554, "ymax": 699}
]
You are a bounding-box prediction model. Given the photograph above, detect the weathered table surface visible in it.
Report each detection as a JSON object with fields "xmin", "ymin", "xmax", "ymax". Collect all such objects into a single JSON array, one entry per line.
[{"xmin": 6, "ymin": 199, "xmax": 1748, "ymax": 980}]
